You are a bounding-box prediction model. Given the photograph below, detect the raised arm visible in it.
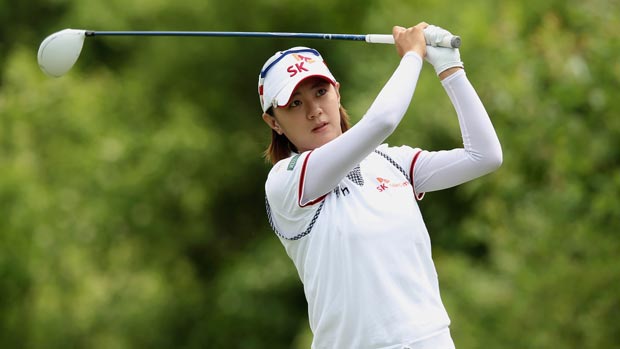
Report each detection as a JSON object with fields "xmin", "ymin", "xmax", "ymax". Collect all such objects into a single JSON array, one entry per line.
[
  {"xmin": 413, "ymin": 69, "xmax": 502, "ymax": 194},
  {"xmin": 300, "ymin": 25, "xmax": 427, "ymax": 205}
]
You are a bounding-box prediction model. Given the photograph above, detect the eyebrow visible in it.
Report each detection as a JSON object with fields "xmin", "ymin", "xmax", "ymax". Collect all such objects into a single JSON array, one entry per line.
[{"xmin": 291, "ymin": 80, "xmax": 329, "ymax": 97}]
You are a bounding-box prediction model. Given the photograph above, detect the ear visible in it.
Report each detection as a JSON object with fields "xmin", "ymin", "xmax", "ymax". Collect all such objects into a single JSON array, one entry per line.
[
  {"xmin": 334, "ymin": 81, "xmax": 341, "ymax": 104},
  {"xmin": 262, "ymin": 112, "xmax": 283, "ymax": 135}
]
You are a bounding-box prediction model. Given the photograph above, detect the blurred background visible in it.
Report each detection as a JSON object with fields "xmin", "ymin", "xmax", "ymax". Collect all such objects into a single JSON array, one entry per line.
[{"xmin": 1, "ymin": 0, "xmax": 619, "ymax": 347}]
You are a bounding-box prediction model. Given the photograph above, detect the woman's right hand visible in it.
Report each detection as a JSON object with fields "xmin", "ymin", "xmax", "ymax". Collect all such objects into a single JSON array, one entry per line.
[{"xmin": 392, "ymin": 22, "xmax": 428, "ymax": 58}]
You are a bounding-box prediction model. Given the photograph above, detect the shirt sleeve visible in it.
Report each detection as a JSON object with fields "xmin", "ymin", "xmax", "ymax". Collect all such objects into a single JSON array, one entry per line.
[
  {"xmin": 376, "ymin": 144, "xmax": 425, "ymax": 199},
  {"xmin": 265, "ymin": 152, "xmax": 326, "ymax": 240},
  {"xmin": 300, "ymin": 52, "xmax": 424, "ymax": 206},
  {"xmin": 412, "ymin": 70, "xmax": 503, "ymax": 194}
]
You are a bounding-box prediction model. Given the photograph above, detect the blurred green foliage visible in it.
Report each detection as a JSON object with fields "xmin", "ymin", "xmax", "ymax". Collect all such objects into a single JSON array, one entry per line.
[{"xmin": 1, "ymin": 0, "xmax": 619, "ymax": 348}]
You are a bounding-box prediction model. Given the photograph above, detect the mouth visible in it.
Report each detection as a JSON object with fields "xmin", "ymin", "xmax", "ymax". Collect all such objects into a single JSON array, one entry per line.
[{"xmin": 312, "ymin": 122, "xmax": 329, "ymax": 133}]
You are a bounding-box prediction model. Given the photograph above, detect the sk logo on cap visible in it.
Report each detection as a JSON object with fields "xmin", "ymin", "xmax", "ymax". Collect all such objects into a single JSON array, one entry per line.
[{"xmin": 287, "ymin": 54, "xmax": 317, "ymax": 77}]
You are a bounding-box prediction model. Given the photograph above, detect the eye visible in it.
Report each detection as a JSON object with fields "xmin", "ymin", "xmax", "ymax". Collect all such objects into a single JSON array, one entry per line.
[
  {"xmin": 288, "ymin": 100, "xmax": 302, "ymax": 108},
  {"xmin": 316, "ymin": 88, "xmax": 327, "ymax": 96}
]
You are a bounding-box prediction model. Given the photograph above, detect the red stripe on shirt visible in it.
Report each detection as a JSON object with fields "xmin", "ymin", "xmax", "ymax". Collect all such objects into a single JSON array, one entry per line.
[{"xmin": 410, "ymin": 150, "xmax": 425, "ymax": 200}]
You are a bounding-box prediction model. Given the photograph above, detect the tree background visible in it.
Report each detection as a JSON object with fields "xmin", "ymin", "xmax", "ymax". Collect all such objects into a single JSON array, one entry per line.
[{"xmin": 1, "ymin": 0, "xmax": 619, "ymax": 347}]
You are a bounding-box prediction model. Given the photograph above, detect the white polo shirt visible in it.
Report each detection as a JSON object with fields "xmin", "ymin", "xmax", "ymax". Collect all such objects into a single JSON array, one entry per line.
[{"xmin": 265, "ymin": 144, "xmax": 455, "ymax": 349}]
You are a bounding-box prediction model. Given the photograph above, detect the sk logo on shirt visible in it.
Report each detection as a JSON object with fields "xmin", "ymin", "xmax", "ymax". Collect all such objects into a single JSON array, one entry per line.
[{"xmin": 375, "ymin": 177, "xmax": 409, "ymax": 192}]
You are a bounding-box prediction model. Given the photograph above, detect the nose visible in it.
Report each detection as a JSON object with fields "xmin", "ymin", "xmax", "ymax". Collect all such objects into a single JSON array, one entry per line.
[{"xmin": 306, "ymin": 101, "xmax": 322, "ymax": 120}]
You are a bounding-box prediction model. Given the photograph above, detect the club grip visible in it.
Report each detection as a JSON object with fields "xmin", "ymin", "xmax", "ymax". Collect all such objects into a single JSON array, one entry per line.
[
  {"xmin": 365, "ymin": 34, "xmax": 395, "ymax": 44},
  {"xmin": 365, "ymin": 33, "xmax": 461, "ymax": 48},
  {"xmin": 428, "ymin": 34, "xmax": 461, "ymax": 48}
]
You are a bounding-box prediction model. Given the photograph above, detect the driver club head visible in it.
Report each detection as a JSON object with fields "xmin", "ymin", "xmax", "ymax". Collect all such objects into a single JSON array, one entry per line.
[{"xmin": 38, "ymin": 29, "xmax": 86, "ymax": 77}]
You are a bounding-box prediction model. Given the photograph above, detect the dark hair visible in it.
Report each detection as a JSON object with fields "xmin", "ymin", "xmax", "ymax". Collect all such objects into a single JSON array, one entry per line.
[{"xmin": 263, "ymin": 105, "xmax": 352, "ymax": 164}]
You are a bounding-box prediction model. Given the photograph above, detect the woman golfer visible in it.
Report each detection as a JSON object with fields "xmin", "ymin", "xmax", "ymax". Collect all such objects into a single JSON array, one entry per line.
[{"xmin": 258, "ymin": 22, "xmax": 502, "ymax": 349}]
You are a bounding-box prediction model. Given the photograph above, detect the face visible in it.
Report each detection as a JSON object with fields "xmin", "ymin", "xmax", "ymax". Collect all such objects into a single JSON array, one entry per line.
[{"xmin": 262, "ymin": 77, "xmax": 342, "ymax": 153}]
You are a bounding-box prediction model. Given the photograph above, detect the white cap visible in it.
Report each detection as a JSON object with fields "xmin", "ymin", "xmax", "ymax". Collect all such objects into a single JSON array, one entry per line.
[{"xmin": 258, "ymin": 47, "xmax": 337, "ymax": 113}]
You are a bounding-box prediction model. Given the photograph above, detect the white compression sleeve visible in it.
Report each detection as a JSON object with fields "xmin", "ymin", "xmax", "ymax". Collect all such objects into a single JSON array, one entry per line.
[
  {"xmin": 300, "ymin": 52, "xmax": 424, "ymax": 205},
  {"xmin": 413, "ymin": 70, "xmax": 502, "ymax": 194}
]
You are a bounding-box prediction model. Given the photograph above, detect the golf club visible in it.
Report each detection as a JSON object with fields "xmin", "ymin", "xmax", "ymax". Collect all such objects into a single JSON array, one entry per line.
[{"xmin": 37, "ymin": 29, "xmax": 462, "ymax": 77}]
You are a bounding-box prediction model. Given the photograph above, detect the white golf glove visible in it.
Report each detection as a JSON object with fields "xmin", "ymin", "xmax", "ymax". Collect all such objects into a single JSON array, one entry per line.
[{"xmin": 424, "ymin": 25, "xmax": 464, "ymax": 75}]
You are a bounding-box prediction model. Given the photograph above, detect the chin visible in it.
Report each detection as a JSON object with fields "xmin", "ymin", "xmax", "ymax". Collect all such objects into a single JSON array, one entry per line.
[{"xmin": 317, "ymin": 134, "xmax": 339, "ymax": 147}]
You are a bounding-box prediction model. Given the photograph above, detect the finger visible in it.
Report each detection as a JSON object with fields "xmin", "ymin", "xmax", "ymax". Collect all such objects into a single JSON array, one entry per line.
[
  {"xmin": 392, "ymin": 26, "xmax": 406, "ymax": 37},
  {"xmin": 415, "ymin": 22, "xmax": 429, "ymax": 30}
]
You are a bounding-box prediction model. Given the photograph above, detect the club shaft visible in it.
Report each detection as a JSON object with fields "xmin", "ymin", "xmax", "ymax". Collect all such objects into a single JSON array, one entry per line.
[
  {"xmin": 84, "ymin": 30, "xmax": 461, "ymax": 48},
  {"xmin": 85, "ymin": 31, "xmax": 368, "ymax": 41}
]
